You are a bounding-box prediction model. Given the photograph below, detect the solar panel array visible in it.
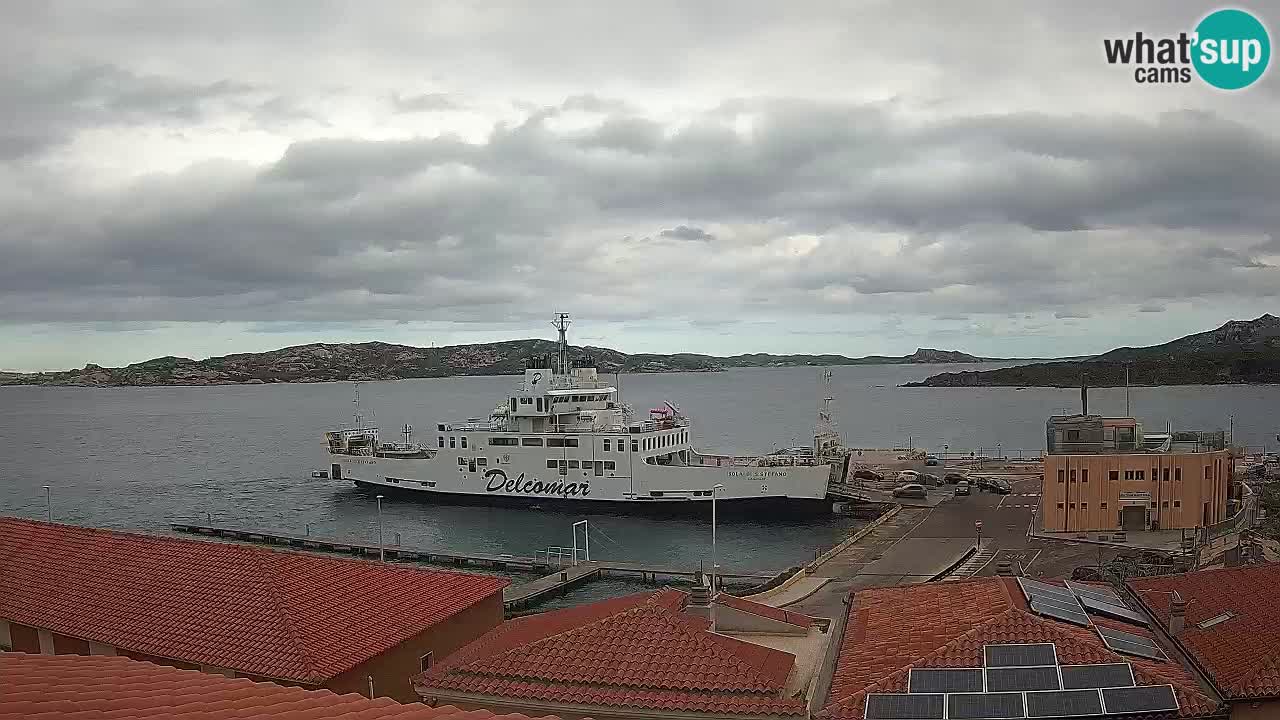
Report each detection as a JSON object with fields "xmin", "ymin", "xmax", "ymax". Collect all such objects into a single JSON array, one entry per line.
[
  {"xmin": 1064, "ymin": 580, "xmax": 1150, "ymax": 627},
  {"xmin": 1018, "ymin": 578, "xmax": 1093, "ymax": 627},
  {"xmin": 864, "ymin": 644, "xmax": 1180, "ymax": 719},
  {"xmin": 1096, "ymin": 625, "xmax": 1170, "ymax": 662}
]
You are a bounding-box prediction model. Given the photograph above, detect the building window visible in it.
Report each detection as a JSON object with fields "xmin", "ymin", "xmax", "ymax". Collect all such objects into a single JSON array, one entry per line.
[
  {"xmin": 1081, "ymin": 469, "xmax": 1089, "ymax": 483},
  {"xmin": 1069, "ymin": 503, "xmax": 1076, "ymax": 509},
  {"xmin": 604, "ymin": 461, "xmax": 616, "ymax": 470},
  {"xmin": 1058, "ymin": 469, "xmax": 1065, "ymax": 483},
  {"xmin": 490, "ymin": 437, "xmax": 518, "ymax": 446},
  {"xmin": 1101, "ymin": 502, "xmax": 1108, "ymax": 509},
  {"xmin": 1057, "ymin": 503, "xmax": 1065, "ymax": 509},
  {"xmin": 521, "ymin": 437, "xmax": 543, "ymax": 447},
  {"xmin": 1175, "ymin": 467, "xmax": 1182, "ymax": 481},
  {"xmin": 1070, "ymin": 469, "xmax": 1076, "ymax": 482},
  {"xmin": 1150, "ymin": 501, "xmax": 1158, "ymax": 508},
  {"xmin": 419, "ymin": 652, "xmax": 433, "ymax": 671},
  {"xmin": 460, "ymin": 436, "xmax": 467, "ymax": 448},
  {"xmin": 1174, "ymin": 501, "xmax": 1181, "ymax": 508},
  {"xmin": 603, "ymin": 439, "xmax": 611, "ymax": 451},
  {"xmin": 1162, "ymin": 501, "xmax": 1169, "ymax": 508},
  {"xmin": 1109, "ymin": 470, "xmax": 1119, "ymax": 481},
  {"xmin": 1163, "ymin": 468, "xmax": 1170, "ymax": 482},
  {"xmin": 1124, "ymin": 470, "xmax": 1133, "ymax": 480},
  {"xmin": 449, "ymin": 437, "xmax": 456, "ymax": 448},
  {"xmin": 1081, "ymin": 502, "xmax": 1088, "ymax": 510},
  {"xmin": 438, "ymin": 436, "xmax": 445, "ymax": 448},
  {"xmin": 1136, "ymin": 470, "xmax": 1145, "ymax": 480},
  {"xmin": 1066, "ymin": 429, "xmax": 1081, "ymax": 442},
  {"xmin": 547, "ymin": 459, "xmax": 557, "ymax": 469},
  {"xmin": 1205, "ymin": 465, "xmax": 1212, "ymax": 479}
]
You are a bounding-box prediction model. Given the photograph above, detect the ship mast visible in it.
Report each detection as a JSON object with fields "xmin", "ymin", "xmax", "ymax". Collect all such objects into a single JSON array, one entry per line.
[
  {"xmin": 815, "ymin": 369, "xmax": 840, "ymax": 456},
  {"xmin": 352, "ymin": 382, "xmax": 364, "ymax": 427},
  {"xmin": 551, "ymin": 313, "xmax": 571, "ymax": 375}
]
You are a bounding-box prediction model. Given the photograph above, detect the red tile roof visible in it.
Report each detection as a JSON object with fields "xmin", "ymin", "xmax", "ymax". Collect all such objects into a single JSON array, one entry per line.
[
  {"xmin": 0, "ymin": 518, "xmax": 507, "ymax": 684},
  {"xmin": 1130, "ymin": 562, "xmax": 1280, "ymax": 700},
  {"xmin": 417, "ymin": 588, "xmax": 807, "ymax": 717},
  {"xmin": 717, "ymin": 593, "xmax": 818, "ymax": 628},
  {"xmin": 0, "ymin": 651, "xmax": 556, "ymax": 720},
  {"xmin": 820, "ymin": 577, "xmax": 1221, "ymax": 719}
]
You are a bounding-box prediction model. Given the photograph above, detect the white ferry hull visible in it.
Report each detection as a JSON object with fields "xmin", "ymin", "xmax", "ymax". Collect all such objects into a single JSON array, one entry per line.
[{"xmin": 324, "ymin": 453, "xmax": 836, "ymax": 514}]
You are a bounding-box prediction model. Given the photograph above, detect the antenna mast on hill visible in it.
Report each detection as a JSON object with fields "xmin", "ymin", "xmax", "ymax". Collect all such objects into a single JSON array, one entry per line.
[{"xmin": 552, "ymin": 313, "xmax": 571, "ymax": 374}]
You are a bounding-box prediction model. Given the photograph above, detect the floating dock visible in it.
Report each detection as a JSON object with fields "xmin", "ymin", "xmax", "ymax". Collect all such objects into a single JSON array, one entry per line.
[{"xmin": 168, "ymin": 523, "xmax": 776, "ymax": 610}]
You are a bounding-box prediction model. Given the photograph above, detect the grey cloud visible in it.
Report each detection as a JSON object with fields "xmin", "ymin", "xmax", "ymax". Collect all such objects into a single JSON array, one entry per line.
[
  {"xmin": 1055, "ymin": 311, "xmax": 1091, "ymax": 319},
  {"xmin": 391, "ymin": 92, "xmax": 460, "ymax": 113},
  {"xmin": 659, "ymin": 225, "xmax": 715, "ymax": 242},
  {"xmin": 1138, "ymin": 305, "xmax": 1166, "ymax": 313}
]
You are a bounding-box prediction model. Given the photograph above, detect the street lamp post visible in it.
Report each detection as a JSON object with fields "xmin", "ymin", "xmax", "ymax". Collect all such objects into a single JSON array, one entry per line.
[
  {"xmin": 42, "ymin": 485, "xmax": 51, "ymax": 523},
  {"xmin": 943, "ymin": 444, "xmax": 948, "ymax": 474},
  {"xmin": 711, "ymin": 483, "xmax": 724, "ymax": 632},
  {"xmin": 375, "ymin": 495, "xmax": 385, "ymax": 562}
]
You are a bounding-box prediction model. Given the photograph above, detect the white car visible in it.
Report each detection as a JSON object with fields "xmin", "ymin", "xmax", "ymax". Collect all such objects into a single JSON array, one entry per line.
[{"xmin": 897, "ymin": 470, "xmax": 920, "ymax": 484}]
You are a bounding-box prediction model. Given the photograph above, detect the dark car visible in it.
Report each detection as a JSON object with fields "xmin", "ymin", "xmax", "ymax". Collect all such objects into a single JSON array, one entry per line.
[
  {"xmin": 852, "ymin": 468, "xmax": 884, "ymax": 482},
  {"xmin": 991, "ymin": 479, "xmax": 1012, "ymax": 495},
  {"xmin": 944, "ymin": 472, "xmax": 967, "ymax": 484},
  {"xmin": 924, "ymin": 456, "xmax": 940, "ymax": 466}
]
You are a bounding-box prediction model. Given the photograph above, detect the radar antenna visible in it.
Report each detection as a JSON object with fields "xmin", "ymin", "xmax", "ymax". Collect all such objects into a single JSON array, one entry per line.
[{"xmin": 551, "ymin": 313, "xmax": 571, "ymax": 375}]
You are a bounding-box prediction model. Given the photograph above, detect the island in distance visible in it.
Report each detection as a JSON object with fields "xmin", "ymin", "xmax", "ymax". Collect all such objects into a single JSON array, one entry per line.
[
  {"xmin": 905, "ymin": 314, "xmax": 1280, "ymax": 388},
  {"xmin": 1, "ymin": 342, "xmax": 1037, "ymax": 388}
]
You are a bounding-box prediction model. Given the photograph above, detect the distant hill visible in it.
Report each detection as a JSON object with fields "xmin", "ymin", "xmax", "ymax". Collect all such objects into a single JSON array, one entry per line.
[
  {"xmin": 0, "ymin": 340, "xmax": 1023, "ymax": 388},
  {"xmin": 904, "ymin": 314, "xmax": 1280, "ymax": 388}
]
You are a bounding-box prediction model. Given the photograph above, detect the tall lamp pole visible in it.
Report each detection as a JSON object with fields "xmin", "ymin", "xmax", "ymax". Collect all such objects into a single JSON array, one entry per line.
[
  {"xmin": 376, "ymin": 494, "xmax": 385, "ymax": 562},
  {"xmin": 711, "ymin": 483, "xmax": 725, "ymax": 632},
  {"xmin": 42, "ymin": 485, "xmax": 51, "ymax": 523}
]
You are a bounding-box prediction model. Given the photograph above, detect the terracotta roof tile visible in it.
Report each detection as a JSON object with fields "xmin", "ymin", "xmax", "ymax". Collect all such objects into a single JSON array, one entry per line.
[
  {"xmin": 820, "ymin": 577, "xmax": 1221, "ymax": 720},
  {"xmin": 417, "ymin": 589, "xmax": 805, "ymax": 717},
  {"xmin": 0, "ymin": 518, "xmax": 507, "ymax": 683},
  {"xmin": 0, "ymin": 651, "xmax": 556, "ymax": 720},
  {"xmin": 1130, "ymin": 562, "xmax": 1280, "ymax": 700}
]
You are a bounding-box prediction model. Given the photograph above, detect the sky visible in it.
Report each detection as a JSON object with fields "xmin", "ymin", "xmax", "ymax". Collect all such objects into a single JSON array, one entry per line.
[{"xmin": 2, "ymin": 1, "xmax": 1278, "ymax": 371}]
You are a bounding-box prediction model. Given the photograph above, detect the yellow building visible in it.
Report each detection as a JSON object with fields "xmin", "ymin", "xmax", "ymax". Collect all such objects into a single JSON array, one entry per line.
[{"xmin": 1041, "ymin": 415, "xmax": 1232, "ymax": 532}]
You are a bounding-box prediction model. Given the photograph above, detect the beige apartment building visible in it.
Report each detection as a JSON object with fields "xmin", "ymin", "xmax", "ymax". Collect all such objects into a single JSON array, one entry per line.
[{"xmin": 1041, "ymin": 414, "xmax": 1232, "ymax": 532}]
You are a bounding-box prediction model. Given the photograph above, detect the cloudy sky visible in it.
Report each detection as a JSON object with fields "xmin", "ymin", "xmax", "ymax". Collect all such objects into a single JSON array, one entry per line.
[{"xmin": 2, "ymin": 1, "xmax": 1278, "ymax": 371}]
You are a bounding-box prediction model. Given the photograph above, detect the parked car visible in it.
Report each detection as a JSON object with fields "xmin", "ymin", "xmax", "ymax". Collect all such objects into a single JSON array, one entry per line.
[
  {"xmin": 852, "ymin": 469, "xmax": 885, "ymax": 482},
  {"xmin": 944, "ymin": 472, "xmax": 967, "ymax": 484},
  {"xmin": 897, "ymin": 470, "xmax": 920, "ymax": 484},
  {"xmin": 919, "ymin": 473, "xmax": 941, "ymax": 486},
  {"xmin": 970, "ymin": 475, "xmax": 993, "ymax": 490},
  {"xmin": 924, "ymin": 455, "xmax": 940, "ymax": 466},
  {"xmin": 893, "ymin": 483, "xmax": 928, "ymax": 499},
  {"xmin": 954, "ymin": 480, "xmax": 971, "ymax": 496},
  {"xmin": 991, "ymin": 479, "xmax": 1012, "ymax": 495}
]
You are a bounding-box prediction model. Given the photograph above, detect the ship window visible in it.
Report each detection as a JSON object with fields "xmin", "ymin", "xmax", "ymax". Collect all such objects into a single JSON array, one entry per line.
[
  {"xmin": 547, "ymin": 438, "xmax": 566, "ymax": 447},
  {"xmin": 1081, "ymin": 469, "xmax": 1088, "ymax": 483},
  {"xmin": 547, "ymin": 459, "xmax": 557, "ymax": 469},
  {"xmin": 477, "ymin": 458, "xmax": 487, "ymax": 466},
  {"xmin": 461, "ymin": 436, "xmax": 468, "ymax": 448},
  {"xmin": 604, "ymin": 461, "xmax": 615, "ymax": 470},
  {"xmin": 458, "ymin": 457, "xmax": 466, "ymax": 466},
  {"xmin": 619, "ymin": 440, "xmax": 626, "ymax": 452},
  {"xmin": 1110, "ymin": 470, "xmax": 1119, "ymax": 481},
  {"xmin": 603, "ymin": 439, "xmax": 611, "ymax": 451},
  {"xmin": 510, "ymin": 397, "xmax": 517, "ymax": 412},
  {"xmin": 568, "ymin": 460, "xmax": 579, "ymax": 469},
  {"xmin": 490, "ymin": 437, "xmax": 518, "ymax": 446},
  {"xmin": 449, "ymin": 437, "xmax": 456, "ymax": 448},
  {"xmin": 1174, "ymin": 500, "xmax": 1181, "ymax": 508},
  {"xmin": 1175, "ymin": 467, "xmax": 1182, "ymax": 481},
  {"xmin": 536, "ymin": 397, "xmax": 543, "ymax": 412},
  {"xmin": 421, "ymin": 481, "xmax": 436, "ymax": 488},
  {"xmin": 565, "ymin": 438, "xmax": 579, "ymax": 447},
  {"xmin": 1163, "ymin": 468, "xmax": 1170, "ymax": 482},
  {"xmin": 632, "ymin": 440, "xmax": 639, "ymax": 452},
  {"xmin": 521, "ymin": 437, "xmax": 543, "ymax": 447},
  {"xmin": 1058, "ymin": 469, "xmax": 1065, "ymax": 483},
  {"xmin": 438, "ymin": 436, "xmax": 445, "ymax": 448}
]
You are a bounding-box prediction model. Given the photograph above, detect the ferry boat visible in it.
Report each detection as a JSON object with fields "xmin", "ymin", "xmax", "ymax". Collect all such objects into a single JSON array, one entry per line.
[{"xmin": 321, "ymin": 314, "xmax": 848, "ymax": 514}]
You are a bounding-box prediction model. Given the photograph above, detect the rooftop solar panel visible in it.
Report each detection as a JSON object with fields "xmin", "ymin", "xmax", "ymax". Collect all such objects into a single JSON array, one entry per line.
[
  {"xmin": 1096, "ymin": 625, "xmax": 1169, "ymax": 661},
  {"xmin": 864, "ymin": 693, "xmax": 945, "ymax": 720},
  {"xmin": 1019, "ymin": 578, "xmax": 1077, "ymax": 602},
  {"xmin": 1024, "ymin": 689, "xmax": 1105, "ymax": 718},
  {"xmin": 1065, "ymin": 580, "xmax": 1123, "ymax": 604},
  {"xmin": 1101, "ymin": 685, "xmax": 1179, "ymax": 714},
  {"xmin": 984, "ymin": 643, "xmax": 1058, "ymax": 667},
  {"xmin": 986, "ymin": 666, "xmax": 1062, "ymax": 693},
  {"xmin": 1078, "ymin": 594, "xmax": 1150, "ymax": 626},
  {"xmin": 1030, "ymin": 598, "xmax": 1092, "ymax": 627},
  {"xmin": 947, "ymin": 692, "xmax": 1026, "ymax": 720},
  {"xmin": 1060, "ymin": 663, "xmax": 1136, "ymax": 690},
  {"xmin": 907, "ymin": 668, "xmax": 984, "ymax": 694}
]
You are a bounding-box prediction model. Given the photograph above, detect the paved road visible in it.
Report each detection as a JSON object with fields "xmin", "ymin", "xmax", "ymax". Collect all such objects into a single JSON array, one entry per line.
[{"xmin": 788, "ymin": 475, "xmax": 1124, "ymax": 619}]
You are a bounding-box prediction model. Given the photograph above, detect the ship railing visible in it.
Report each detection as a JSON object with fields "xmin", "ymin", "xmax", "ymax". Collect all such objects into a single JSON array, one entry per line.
[{"xmin": 628, "ymin": 418, "xmax": 691, "ymax": 433}]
